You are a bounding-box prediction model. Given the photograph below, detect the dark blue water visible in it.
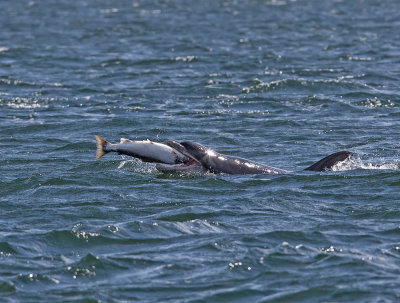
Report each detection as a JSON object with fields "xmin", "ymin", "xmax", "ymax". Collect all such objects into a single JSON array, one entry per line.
[{"xmin": 1, "ymin": 0, "xmax": 400, "ymax": 302}]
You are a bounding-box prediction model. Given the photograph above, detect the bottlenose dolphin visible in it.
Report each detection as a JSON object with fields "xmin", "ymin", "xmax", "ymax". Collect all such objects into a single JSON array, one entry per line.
[
  {"xmin": 155, "ymin": 141, "xmax": 352, "ymax": 174},
  {"xmin": 159, "ymin": 141, "xmax": 286, "ymax": 174},
  {"xmin": 95, "ymin": 136, "xmax": 353, "ymax": 175}
]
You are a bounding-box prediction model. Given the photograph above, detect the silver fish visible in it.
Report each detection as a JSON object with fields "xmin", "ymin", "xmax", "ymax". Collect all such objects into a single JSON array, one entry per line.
[{"xmin": 95, "ymin": 135, "xmax": 188, "ymax": 164}]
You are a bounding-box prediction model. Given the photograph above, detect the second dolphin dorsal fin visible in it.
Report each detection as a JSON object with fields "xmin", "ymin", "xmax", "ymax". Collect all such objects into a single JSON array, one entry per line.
[{"xmin": 304, "ymin": 151, "xmax": 352, "ymax": 171}]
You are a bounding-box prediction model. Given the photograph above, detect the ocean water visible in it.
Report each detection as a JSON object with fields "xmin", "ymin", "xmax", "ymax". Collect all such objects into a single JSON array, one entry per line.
[{"xmin": 1, "ymin": 0, "xmax": 400, "ymax": 302}]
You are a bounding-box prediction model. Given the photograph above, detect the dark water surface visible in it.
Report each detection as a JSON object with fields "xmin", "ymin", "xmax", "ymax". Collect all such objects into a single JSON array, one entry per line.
[{"xmin": 1, "ymin": 0, "xmax": 400, "ymax": 302}]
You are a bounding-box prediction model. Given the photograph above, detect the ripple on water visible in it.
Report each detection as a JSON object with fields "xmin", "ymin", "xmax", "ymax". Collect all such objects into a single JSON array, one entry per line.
[{"xmin": 1, "ymin": 0, "xmax": 400, "ymax": 302}]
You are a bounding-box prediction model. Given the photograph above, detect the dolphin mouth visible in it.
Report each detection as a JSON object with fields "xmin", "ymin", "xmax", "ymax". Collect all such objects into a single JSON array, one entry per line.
[{"xmin": 172, "ymin": 158, "xmax": 200, "ymax": 168}]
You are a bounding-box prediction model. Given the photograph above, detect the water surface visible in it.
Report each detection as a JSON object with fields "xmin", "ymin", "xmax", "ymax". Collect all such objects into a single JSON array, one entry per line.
[{"xmin": 1, "ymin": 0, "xmax": 400, "ymax": 302}]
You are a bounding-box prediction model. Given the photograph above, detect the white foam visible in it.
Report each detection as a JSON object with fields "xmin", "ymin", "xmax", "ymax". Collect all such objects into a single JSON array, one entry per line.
[{"xmin": 332, "ymin": 156, "xmax": 399, "ymax": 171}]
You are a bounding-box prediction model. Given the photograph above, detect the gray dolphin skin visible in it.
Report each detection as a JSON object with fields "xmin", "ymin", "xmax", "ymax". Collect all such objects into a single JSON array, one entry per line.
[
  {"xmin": 163, "ymin": 141, "xmax": 353, "ymax": 175},
  {"xmin": 177, "ymin": 141, "xmax": 287, "ymax": 174}
]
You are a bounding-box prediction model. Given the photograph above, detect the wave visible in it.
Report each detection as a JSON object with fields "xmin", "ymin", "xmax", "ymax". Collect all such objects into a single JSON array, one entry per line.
[{"xmin": 241, "ymin": 76, "xmax": 368, "ymax": 94}]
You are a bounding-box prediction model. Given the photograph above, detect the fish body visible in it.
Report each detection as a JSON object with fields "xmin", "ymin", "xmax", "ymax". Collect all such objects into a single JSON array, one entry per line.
[{"xmin": 95, "ymin": 136, "xmax": 188, "ymax": 164}]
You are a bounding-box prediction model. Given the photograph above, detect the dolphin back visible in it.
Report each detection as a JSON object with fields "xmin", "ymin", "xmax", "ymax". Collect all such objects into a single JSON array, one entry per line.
[
  {"xmin": 179, "ymin": 141, "xmax": 286, "ymax": 175},
  {"xmin": 304, "ymin": 151, "xmax": 352, "ymax": 172}
]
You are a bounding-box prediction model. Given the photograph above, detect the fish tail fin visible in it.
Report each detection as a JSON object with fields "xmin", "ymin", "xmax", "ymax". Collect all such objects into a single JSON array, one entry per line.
[
  {"xmin": 304, "ymin": 151, "xmax": 353, "ymax": 171},
  {"xmin": 95, "ymin": 135, "xmax": 110, "ymax": 159}
]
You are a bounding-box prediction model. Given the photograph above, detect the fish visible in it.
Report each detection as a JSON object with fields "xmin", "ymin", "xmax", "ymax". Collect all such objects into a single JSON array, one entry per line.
[{"xmin": 95, "ymin": 135, "xmax": 188, "ymax": 164}]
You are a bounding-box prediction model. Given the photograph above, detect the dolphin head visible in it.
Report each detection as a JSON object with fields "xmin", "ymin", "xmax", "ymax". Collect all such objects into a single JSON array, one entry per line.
[
  {"xmin": 179, "ymin": 141, "xmax": 211, "ymax": 162},
  {"xmin": 167, "ymin": 140, "xmax": 209, "ymax": 163},
  {"xmin": 179, "ymin": 141, "xmax": 234, "ymax": 174},
  {"xmin": 166, "ymin": 140, "xmax": 190, "ymax": 158},
  {"xmin": 157, "ymin": 140, "xmax": 206, "ymax": 174},
  {"xmin": 165, "ymin": 141, "xmax": 222, "ymax": 174}
]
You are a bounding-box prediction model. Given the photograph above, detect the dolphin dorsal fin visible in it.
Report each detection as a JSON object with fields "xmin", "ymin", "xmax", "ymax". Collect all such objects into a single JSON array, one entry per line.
[{"xmin": 304, "ymin": 151, "xmax": 352, "ymax": 171}]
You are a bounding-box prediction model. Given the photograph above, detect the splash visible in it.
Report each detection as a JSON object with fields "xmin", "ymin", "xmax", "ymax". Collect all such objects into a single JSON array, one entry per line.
[
  {"xmin": 332, "ymin": 156, "xmax": 399, "ymax": 171},
  {"xmin": 117, "ymin": 158, "xmax": 157, "ymax": 174}
]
